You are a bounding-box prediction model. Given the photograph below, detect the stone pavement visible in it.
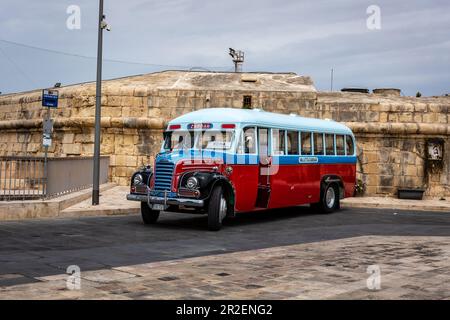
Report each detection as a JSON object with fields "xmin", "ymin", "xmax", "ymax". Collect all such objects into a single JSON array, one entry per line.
[
  {"xmin": 63, "ymin": 186, "xmax": 450, "ymax": 216},
  {"xmin": 0, "ymin": 183, "xmax": 117, "ymax": 221},
  {"xmin": 62, "ymin": 187, "xmax": 450, "ymax": 217},
  {"xmin": 342, "ymin": 196, "xmax": 450, "ymax": 213},
  {"xmin": 60, "ymin": 186, "xmax": 139, "ymax": 217},
  {"xmin": 0, "ymin": 235, "xmax": 449, "ymax": 299},
  {"xmin": 2, "ymin": 185, "xmax": 448, "ymax": 221}
]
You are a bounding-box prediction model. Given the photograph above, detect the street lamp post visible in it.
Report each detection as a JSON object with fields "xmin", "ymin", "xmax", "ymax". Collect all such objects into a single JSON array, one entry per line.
[{"xmin": 92, "ymin": 0, "xmax": 109, "ymax": 205}]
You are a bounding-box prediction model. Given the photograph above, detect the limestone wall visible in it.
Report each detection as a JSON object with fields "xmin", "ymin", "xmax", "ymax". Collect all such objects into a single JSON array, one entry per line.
[
  {"xmin": 0, "ymin": 71, "xmax": 448, "ymax": 198},
  {"xmin": 315, "ymin": 93, "xmax": 450, "ymax": 197}
]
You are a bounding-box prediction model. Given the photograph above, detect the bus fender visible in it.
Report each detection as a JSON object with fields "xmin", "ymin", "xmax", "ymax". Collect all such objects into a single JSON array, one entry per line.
[
  {"xmin": 208, "ymin": 176, "xmax": 236, "ymax": 217},
  {"xmin": 320, "ymin": 175, "xmax": 345, "ymax": 200}
]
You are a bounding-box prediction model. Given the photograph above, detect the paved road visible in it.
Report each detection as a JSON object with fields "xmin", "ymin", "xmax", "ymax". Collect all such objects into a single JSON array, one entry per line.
[{"xmin": 0, "ymin": 207, "xmax": 449, "ymax": 287}]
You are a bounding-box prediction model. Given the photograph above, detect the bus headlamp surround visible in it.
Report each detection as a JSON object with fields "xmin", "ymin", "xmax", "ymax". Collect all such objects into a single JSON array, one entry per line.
[
  {"xmin": 133, "ymin": 174, "xmax": 144, "ymax": 186},
  {"xmin": 186, "ymin": 176, "xmax": 199, "ymax": 189}
]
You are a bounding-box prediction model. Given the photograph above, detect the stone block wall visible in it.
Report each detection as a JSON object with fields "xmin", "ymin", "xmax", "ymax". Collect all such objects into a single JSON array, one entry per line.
[
  {"xmin": 315, "ymin": 93, "xmax": 450, "ymax": 198},
  {"xmin": 355, "ymin": 135, "xmax": 449, "ymax": 197},
  {"xmin": 0, "ymin": 82, "xmax": 317, "ymax": 186},
  {"xmin": 0, "ymin": 73, "xmax": 448, "ymax": 197}
]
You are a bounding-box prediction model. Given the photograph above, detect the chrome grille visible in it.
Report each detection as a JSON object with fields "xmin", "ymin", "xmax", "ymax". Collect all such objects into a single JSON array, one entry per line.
[{"xmin": 154, "ymin": 161, "xmax": 174, "ymax": 191}]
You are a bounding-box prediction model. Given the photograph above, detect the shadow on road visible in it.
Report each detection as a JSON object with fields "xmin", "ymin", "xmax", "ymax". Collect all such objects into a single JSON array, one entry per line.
[
  {"xmin": 150, "ymin": 205, "xmax": 319, "ymax": 231},
  {"xmin": 0, "ymin": 206, "xmax": 449, "ymax": 285}
]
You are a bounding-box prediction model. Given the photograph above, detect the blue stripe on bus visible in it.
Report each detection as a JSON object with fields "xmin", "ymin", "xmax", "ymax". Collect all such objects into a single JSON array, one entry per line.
[
  {"xmin": 229, "ymin": 155, "xmax": 357, "ymax": 165},
  {"xmin": 157, "ymin": 151, "xmax": 357, "ymax": 165},
  {"xmin": 275, "ymin": 155, "xmax": 357, "ymax": 165}
]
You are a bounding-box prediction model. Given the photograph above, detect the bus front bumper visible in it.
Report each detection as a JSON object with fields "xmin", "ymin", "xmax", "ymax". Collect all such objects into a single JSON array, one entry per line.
[{"xmin": 127, "ymin": 193, "xmax": 204, "ymax": 208}]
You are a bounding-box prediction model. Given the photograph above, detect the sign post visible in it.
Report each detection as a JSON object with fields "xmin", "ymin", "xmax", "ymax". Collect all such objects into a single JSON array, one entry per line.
[{"xmin": 42, "ymin": 89, "xmax": 58, "ymax": 197}]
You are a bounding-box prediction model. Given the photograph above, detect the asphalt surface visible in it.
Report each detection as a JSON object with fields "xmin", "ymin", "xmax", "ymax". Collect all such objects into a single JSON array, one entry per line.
[{"xmin": 0, "ymin": 206, "xmax": 449, "ymax": 287}]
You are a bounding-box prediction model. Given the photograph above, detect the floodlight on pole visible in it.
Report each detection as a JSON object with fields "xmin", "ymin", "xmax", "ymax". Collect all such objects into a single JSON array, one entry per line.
[{"xmin": 229, "ymin": 48, "xmax": 244, "ymax": 72}]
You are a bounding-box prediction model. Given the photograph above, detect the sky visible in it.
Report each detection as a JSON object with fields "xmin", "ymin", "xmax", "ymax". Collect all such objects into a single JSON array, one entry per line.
[{"xmin": 0, "ymin": 0, "xmax": 449, "ymax": 96}]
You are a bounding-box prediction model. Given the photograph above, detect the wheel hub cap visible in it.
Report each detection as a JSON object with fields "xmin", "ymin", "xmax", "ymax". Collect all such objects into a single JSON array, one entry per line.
[
  {"xmin": 219, "ymin": 196, "xmax": 227, "ymax": 221},
  {"xmin": 325, "ymin": 187, "xmax": 335, "ymax": 208}
]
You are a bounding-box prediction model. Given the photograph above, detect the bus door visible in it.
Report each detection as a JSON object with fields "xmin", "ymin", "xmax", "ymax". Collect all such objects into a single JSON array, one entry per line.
[{"xmin": 255, "ymin": 127, "xmax": 271, "ymax": 208}]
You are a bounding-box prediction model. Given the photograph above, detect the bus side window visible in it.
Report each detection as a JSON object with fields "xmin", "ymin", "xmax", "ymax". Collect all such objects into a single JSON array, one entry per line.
[
  {"xmin": 336, "ymin": 135, "xmax": 345, "ymax": 155},
  {"xmin": 258, "ymin": 128, "xmax": 269, "ymax": 157},
  {"xmin": 325, "ymin": 134, "xmax": 335, "ymax": 155},
  {"xmin": 301, "ymin": 132, "xmax": 312, "ymax": 155},
  {"xmin": 313, "ymin": 133, "xmax": 324, "ymax": 155},
  {"xmin": 237, "ymin": 127, "xmax": 256, "ymax": 154},
  {"xmin": 272, "ymin": 129, "xmax": 286, "ymax": 155},
  {"xmin": 346, "ymin": 135, "xmax": 355, "ymax": 155},
  {"xmin": 287, "ymin": 131, "xmax": 299, "ymax": 155}
]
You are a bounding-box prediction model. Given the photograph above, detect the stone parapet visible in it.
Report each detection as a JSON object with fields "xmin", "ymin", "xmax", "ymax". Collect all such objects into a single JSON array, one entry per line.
[
  {"xmin": 2, "ymin": 117, "xmax": 449, "ymax": 137},
  {"xmin": 347, "ymin": 122, "xmax": 450, "ymax": 135}
]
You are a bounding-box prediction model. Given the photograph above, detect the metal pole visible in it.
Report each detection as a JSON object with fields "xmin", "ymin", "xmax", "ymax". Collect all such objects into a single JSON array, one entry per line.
[
  {"xmin": 92, "ymin": 0, "xmax": 104, "ymax": 205},
  {"xmin": 43, "ymin": 106, "xmax": 50, "ymax": 199},
  {"xmin": 330, "ymin": 68, "xmax": 334, "ymax": 92}
]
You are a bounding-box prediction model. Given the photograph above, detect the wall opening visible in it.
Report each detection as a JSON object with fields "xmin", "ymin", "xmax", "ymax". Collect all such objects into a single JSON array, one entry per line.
[{"xmin": 243, "ymin": 95, "xmax": 252, "ymax": 109}]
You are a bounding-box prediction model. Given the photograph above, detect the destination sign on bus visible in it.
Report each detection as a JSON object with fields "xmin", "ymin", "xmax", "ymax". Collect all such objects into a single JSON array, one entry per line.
[
  {"xmin": 187, "ymin": 123, "xmax": 213, "ymax": 130},
  {"xmin": 299, "ymin": 156, "xmax": 319, "ymax": 163}
]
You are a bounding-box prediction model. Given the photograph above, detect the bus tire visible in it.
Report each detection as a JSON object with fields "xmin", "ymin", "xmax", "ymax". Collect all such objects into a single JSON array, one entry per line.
[
  {"xmin": 320, "ymin": 183, "xmax": 339, "ymax": 213},
  {"xmin": 207, "ymin": 185, "xmax": 227, "ymax": 231},
  {"xmin": 141, "ymin": 202, "xmax": 160, "ymax": 224}
]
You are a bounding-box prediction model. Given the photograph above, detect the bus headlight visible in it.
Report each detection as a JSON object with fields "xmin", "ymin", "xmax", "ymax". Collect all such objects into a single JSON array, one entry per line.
[
  {"xmin": 133, "ymin": 174, "xmax": 144, "ymax": 186},
  {"xmin": 186, "ymin": 176, "xmax": 199, "ymax": 189}
]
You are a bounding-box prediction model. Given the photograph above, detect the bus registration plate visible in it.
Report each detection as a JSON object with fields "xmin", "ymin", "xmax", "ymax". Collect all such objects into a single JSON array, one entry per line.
[{"xmin": 152, "ymin": 204, "xmax": 165, "ymax": 211}]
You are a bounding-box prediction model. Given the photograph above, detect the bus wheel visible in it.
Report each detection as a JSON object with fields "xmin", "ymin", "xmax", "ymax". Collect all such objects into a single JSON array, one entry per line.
[
  {"xmin": 321, "ymin": 184, "xmax": 339, "ymax": 213},
  {"xmin": 141, "ymin": 202, "xmax": 160, "ymax": 224},
  {"xmin": 208, "ymin": 185, "xmax": 227, "ymax": 231}
]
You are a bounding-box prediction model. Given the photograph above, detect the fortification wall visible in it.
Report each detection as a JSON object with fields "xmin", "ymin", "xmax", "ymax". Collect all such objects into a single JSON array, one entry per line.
[
  {"xmin": 316, "ymin": 93, "xmax": 450, "ymax": 197},
  {"xmin": 0, "ymin": 73, "xmax": 448, "ymax": 197}
]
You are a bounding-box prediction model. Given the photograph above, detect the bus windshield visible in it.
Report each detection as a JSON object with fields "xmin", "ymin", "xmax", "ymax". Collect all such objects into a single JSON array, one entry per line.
[
  {"xmin": 163, "ymin": 130, "xmax": 235, "ymax": 151},
  {"xmin": 164, "ymin": 131, "xmax": 195, "ymax": 150}
]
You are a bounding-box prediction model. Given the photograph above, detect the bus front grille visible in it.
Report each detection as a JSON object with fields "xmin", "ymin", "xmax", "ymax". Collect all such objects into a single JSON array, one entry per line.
[{"xmin": 154, "ymin": 162, "xmax": 175, "ymax": 192}]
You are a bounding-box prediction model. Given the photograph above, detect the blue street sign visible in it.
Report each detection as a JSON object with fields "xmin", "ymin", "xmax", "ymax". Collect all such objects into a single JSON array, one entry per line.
[{"xmin": 42, "ymin": 89, "xmax": 59, "ymax": 108}]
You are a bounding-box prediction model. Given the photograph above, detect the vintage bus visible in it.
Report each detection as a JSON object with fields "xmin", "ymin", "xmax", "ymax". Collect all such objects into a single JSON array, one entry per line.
[{"xmin": 127, "ymin": 108, "xmax": 357, "ymax": 230}]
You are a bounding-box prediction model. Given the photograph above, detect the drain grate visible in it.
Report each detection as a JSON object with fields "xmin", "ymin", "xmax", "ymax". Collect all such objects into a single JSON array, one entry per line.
[
  {"xmin": 158, "ymin": 276, "xmax": 179, "ymax": 282},
  {"xmin": 244, "ymin": 284, "xmax": 264, "ymax": 289}
]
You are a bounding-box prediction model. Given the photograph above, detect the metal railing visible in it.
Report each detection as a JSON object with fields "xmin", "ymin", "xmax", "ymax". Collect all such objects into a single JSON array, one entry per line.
[
  {"xmin": 0, "ymin": 157, "xmax": 45, "ymax": 200},
  {"xmin": 0, "ymin": 156, "xmax": 109, "ymax": 201}
]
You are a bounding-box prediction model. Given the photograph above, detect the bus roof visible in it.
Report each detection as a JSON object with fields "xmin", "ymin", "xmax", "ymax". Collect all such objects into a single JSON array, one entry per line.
[{"xmin": 168, "ymin": 108, "xmax": 353, "ymax": 135}]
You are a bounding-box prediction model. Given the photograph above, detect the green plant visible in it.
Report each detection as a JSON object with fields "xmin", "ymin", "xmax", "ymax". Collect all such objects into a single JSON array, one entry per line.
[{"xmin": 355, "ymin": 179, "xmax": 366, "ymax": 195}]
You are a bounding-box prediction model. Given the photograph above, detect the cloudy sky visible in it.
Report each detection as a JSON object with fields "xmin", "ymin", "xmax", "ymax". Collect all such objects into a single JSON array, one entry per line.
[{"xmin": 0, "ymin": 0, "xmax": 449, "ymax": 96}]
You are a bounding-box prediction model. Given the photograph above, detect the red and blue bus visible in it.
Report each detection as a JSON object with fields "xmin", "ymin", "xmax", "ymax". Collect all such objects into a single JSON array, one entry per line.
[{"xmin": 127, "ymin": 108, "xmax": 357, "ymax": 230}]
